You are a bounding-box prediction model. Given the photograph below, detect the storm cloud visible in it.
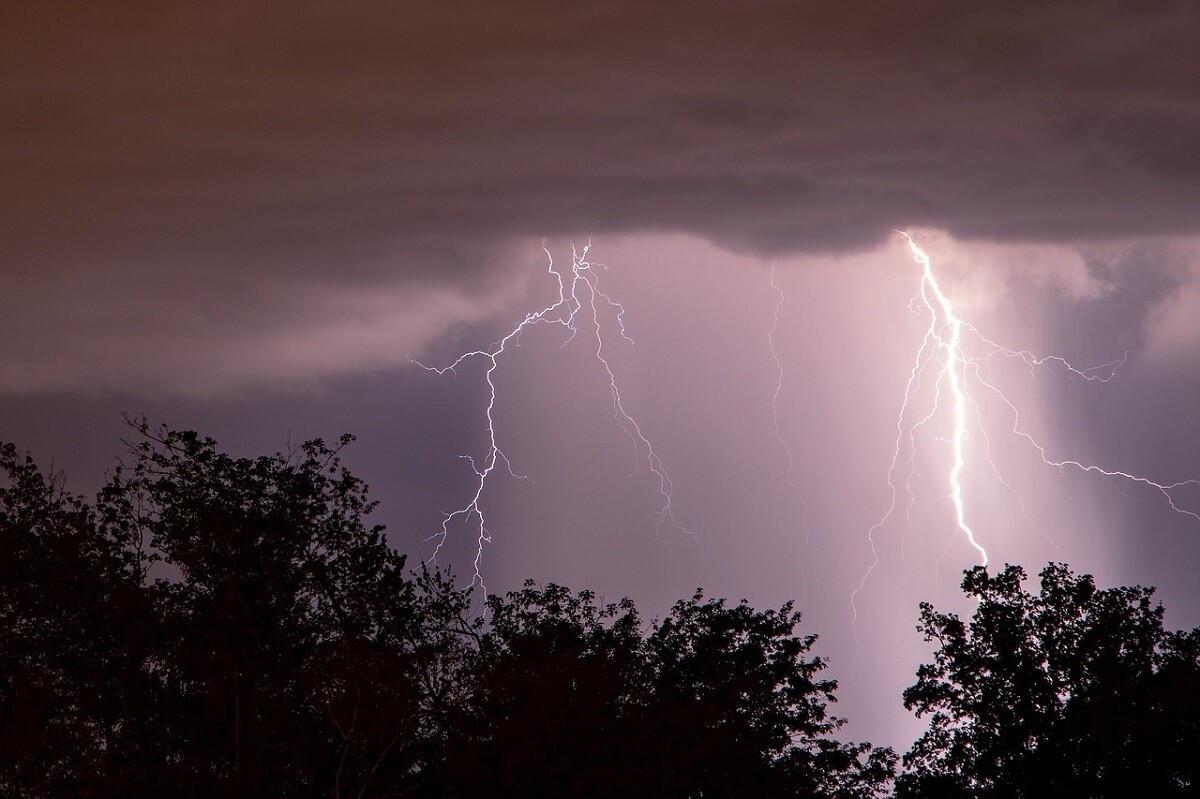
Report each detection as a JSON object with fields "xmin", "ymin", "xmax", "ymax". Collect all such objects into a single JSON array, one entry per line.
[{"xmin": 5, "ymin": 1, "xmax": 1200, "ymax": 390}]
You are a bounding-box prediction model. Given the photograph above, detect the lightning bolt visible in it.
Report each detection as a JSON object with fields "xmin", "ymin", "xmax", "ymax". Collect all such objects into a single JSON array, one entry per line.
[
  {"xmin": 413, "ymin": 243, "xmax": 692, "ymax": 591},
  {"xmin": 905, "ymin": 233, "xmax": 987, "ymax": 564},
  {"xmin": 760, "ymin": 264, "xmax": 811, "ymax": 551},
  {"xmin": 854, "ymin": 231, "xmax": 1200, "ymax": 610}
]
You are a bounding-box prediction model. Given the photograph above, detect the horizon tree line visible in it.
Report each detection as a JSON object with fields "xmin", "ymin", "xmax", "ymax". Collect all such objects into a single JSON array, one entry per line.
[{"xmin": 1, "ymin": 421, "xmax": 1197, "ymax": 797}]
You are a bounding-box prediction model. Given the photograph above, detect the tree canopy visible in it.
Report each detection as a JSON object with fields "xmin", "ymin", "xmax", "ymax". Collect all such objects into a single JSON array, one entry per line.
[
  {"xmin": 433, "ymin": 582, "xmax": 894, "ymax": 798},
  {"xmin": 899, "ymin": 563, "xmax": 1200, "ymax": 799},
  {"xmin": 3, "ymin": 424, "xmax": 1200, "ymax": 797},
  {"xmin": 0, "ymin": 423, "xmax": 891, "ymax": 798}
]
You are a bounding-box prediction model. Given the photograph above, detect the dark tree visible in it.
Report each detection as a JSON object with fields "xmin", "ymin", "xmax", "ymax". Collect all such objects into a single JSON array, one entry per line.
[
  {"xmin": 899, "ymin": 563, "xmax": 1200, "ymax": 799},
  {"xmin": 1, "ymin": 422, "xmax": 898, "ymax": 798},
  {"xmin": 432, "ymin": 582, "xmax": 894, "ymax": 799},
  {"xmin": 0, "ymin": 443, "xmax": 148, "ymax": 797},
  {"xmin": 0, "ymin": 423, "xmax": 477, "ymax": 798},
  {"xmin": 97, "ymin": 422, "xmax": 477, "ymax": 798},
  {"xmin": 644, "ymin": 591, "xmax": 894, "ymax": 799},
  {"xmin": 432, "ymin": 582, "xmax": 648, "ymax": 797}
]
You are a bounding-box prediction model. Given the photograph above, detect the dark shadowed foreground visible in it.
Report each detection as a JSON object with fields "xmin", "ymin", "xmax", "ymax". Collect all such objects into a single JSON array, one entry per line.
[{"xmin": 1, "ymin": 425, "xmax": 1197, "ymax": 798}]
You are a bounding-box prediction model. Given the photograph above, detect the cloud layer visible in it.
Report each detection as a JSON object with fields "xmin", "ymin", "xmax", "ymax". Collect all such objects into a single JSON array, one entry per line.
[{"xmin": 5, "ymin": 1, "xmax": 1200, "ymax": 391}]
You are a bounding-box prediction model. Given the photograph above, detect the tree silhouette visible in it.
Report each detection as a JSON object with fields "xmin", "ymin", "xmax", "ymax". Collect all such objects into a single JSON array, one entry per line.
[
  {"xmin": 0, "ymin": 442, "xmax": 148, "ymax": 796},
  {"xmin": 5, "ymin": 424, "xmax": 892, "ymax": 798},
  {"xmin": 899, "ymin": 563, "xmax": 1200, "ymax": 799},
  {"xmin": 431, "ymin": 583, "xmax": 649, "ymax": 797},
  {"xmin": 644, "ymin": 590, "xmax": 894, "ymax": 798},
  {"xmin": 0, "ymin": 423, "xmax": 479, "ymax": 798},
  {"xmin": 432, "ymin": 582, "xmax": 895, "ymax": 798},
  {"xmin": 97, "ymin": 421, "xmax": 477, "ymax": 797},
  {"xmin": 17, "ymin": 423, "xmax": 1200, "ymax": 798}
]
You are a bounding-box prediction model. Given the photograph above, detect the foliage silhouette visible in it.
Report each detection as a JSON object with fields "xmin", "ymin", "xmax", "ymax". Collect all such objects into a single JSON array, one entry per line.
[
  {"xmin": 429, "ymin": 578, "xmax": 892, "ymax": 796},
  {"xmin": 0, "ymin": 423, "xmax": 893, "ymax": 798},
  {"xmin": 899, "ymin": 563, "xmax": 1200, "ymax": 799},
  {"xmin": 0, "ymin": 442, "xmax": 147, "ymax": 795},
  {"xmin": 5, "ymin": 424, "xmax": 1200, "ymax": 798},
  {"xmin": 2, "ymin": 422, "xmax": 478, "ymax": 797},
  {"xmin": 431, "ymin": 582, "xmax": 894, "ymax": 798}
]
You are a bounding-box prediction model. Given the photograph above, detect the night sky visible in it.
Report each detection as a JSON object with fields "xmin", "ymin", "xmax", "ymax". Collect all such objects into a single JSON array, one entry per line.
[{"xmin": 5, "ymin": 1, "xmax": 1200, "ymax": 748}]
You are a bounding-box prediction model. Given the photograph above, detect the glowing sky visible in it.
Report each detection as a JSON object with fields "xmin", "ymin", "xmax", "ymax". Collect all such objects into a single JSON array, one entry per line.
[{"xmin": 4, "ymin": 1, "xmax": 1200, "ymax": 747}]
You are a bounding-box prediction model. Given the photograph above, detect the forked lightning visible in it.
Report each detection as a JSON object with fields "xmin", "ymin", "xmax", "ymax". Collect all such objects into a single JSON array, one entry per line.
[
  {"xmin": 855, "ymin": 232, "xmax": 1200, "ymax": 609},
  {"xmin": 415, "ymin": 244, "xmax": 691, "ymax": 590}
]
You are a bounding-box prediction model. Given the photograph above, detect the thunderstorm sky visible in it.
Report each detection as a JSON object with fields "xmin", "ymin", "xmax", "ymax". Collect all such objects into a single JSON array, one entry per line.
[{"xmin": 5, "ymin": 1, "xmax": 1200, "ymax": 747}]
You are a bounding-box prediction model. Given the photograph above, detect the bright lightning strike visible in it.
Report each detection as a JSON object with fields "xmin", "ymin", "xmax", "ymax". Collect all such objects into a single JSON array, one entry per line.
[
  {"xmin": 855, "ymin": 232, "xmax": 1200, "ymax": 608},
  {"xmin": 414, "ymin": 243, "xmax": 692, "ymax": 591},
  {"xmin": 904, "ymin": 233, "xmax": 987, "ymax": 565}
]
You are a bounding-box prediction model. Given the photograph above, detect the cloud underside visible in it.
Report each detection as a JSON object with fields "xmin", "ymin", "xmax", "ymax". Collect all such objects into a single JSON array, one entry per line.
[{"xmin": 4, "ymin": 1, "xmax": 1200, "ymax": 391}]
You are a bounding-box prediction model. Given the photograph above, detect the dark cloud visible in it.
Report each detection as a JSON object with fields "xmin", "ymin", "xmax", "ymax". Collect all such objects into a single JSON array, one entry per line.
[
  {"xmin": 9, "ymin": 0, "xmax": 1200, "ymax": 253},
  {"xmin": 3, "ymin": 1, "xmax": 1199, "ymax": 390}
]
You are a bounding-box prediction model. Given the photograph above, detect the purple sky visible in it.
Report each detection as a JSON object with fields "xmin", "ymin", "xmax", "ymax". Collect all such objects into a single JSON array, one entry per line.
[{"xmin": 4, "ymin": 1, "xmax": 1200, "ymax": 748}]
